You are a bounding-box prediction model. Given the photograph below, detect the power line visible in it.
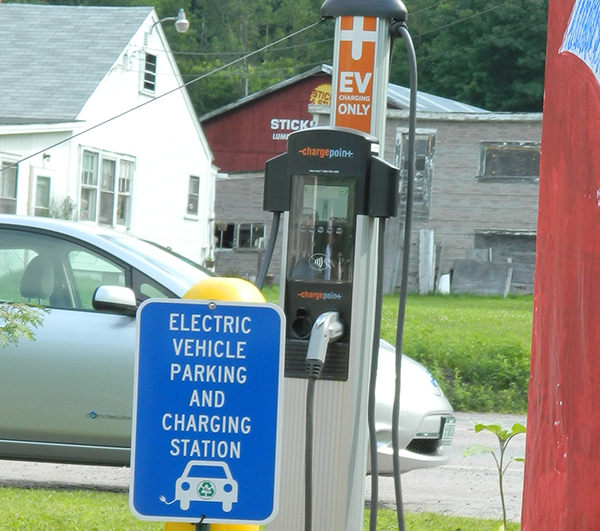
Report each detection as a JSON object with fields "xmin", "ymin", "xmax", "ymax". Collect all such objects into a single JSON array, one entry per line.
[
  {"xmin": 171, "ymin": 37, "xmax": 334, "ymax": 57},
  {"xmin": 417, "ymin": 18, "xmax": 545, "ymax": 61},
  {"xmin": 179, "ymin": 59, "xmax": 331, "ymax": 80},
  {"xmin": 412, "ymin": 0, "xmax": 518, "ymax": 38},
  {"xmin": 410, "ymin": 0, "xmax": 450, "ymax": 17},
  {"xmin": 1, "ymin": 19, "xmax": 322, "ymax": 173}
]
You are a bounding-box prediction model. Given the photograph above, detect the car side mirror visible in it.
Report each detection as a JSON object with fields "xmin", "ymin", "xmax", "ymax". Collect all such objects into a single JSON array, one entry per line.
[{"xmin": 92, "ymin": 286, "xmax": 137, "ymax": 316}]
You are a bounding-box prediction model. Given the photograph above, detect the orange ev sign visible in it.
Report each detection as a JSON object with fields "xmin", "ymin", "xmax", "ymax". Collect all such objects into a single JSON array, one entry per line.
[{"xmin": 334, "ymin": 16, "xmax": 377, "ymax": 133}]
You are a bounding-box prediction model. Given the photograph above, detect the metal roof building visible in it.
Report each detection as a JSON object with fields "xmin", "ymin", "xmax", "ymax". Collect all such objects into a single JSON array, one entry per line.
[
  {"xmin": 201, "ymin": 64, "xmax": 487, "ymax": 123},
  {"xmin": 201, "ymin": 64, "xmax": 487, "ymax": 174},
  {"xmin": 207, "ymin": 65, "xmax": 542, "ymax": 296},
  {"xmin": 386, "ymin": 83, "xmax": 488, "ymax": 113}
]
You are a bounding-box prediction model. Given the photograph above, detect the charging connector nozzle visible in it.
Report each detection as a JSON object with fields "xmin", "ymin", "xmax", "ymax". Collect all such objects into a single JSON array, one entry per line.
[{"xmin": 305, "ymin": 311, "xmax": 343, "ymax": 378}]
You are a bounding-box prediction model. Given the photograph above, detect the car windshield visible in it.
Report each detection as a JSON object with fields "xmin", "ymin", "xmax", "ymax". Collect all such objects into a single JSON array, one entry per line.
[{"xmin": 101, "ymin": 234, "xmax": 211, "ymax": 290}]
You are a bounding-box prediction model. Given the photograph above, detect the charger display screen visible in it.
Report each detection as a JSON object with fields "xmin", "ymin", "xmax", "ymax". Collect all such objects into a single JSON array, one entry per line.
[
  {"xmin": 302, "ymin": 184, "xmax": 350, "ymax": 221},
  {"xmin": 287, "ymin": 174, "xmax": 356, "ymax": 283}
]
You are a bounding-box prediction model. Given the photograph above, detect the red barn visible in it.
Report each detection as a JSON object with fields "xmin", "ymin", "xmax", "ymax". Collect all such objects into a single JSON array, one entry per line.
[{"xmin": 201, "ymin": 66, "xmax": 332, "ymax": 173}]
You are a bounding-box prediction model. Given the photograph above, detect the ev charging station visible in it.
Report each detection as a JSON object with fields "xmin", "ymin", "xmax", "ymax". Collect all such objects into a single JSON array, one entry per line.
[
  {"xmin": 263, "ymin": 127, "xmax": 399, "ymax": 531},
  {"xmin": 262, "ymin": 2, "xmax": 410, "ymax": 530}
]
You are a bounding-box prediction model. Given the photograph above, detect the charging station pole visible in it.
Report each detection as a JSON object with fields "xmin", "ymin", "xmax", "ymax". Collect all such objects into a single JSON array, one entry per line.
[{"xmin": 267, "ymin": 2, "xmax": 406, "ymax": 531}]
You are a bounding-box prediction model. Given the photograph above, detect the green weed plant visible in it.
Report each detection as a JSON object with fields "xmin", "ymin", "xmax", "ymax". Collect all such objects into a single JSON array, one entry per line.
[{"xmin": 464, "ymin": 423, "xmax": 527, "ymax": 531}]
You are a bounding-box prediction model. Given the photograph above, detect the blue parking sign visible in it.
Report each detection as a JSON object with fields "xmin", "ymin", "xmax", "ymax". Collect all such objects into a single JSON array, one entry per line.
[{"xmin": 130, "ymin": 299, "xmax": 285, "ymax": 524}]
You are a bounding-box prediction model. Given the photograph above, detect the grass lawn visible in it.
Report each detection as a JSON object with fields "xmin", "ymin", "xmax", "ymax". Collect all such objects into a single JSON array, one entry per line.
[
  {"xmin": 263, "ymin": 287, "xmax": 533, "ymax": 413},
  {"xmin": 0, "ymin": 487, "xmax": 520, "ymax": 530},
  {"xmin": 0, "ymin": 487, "xmax": 159, "ymax": 531},
  {"xmin": 0, "ymin": 292, "xmax": 530, "ymax": 529},
  {"xmin": 390, "ymin": 294, "xmax": 533, "ymax": 412}
]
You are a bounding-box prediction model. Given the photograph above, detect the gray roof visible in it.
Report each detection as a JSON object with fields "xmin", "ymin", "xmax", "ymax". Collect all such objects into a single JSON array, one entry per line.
[
  {"xmin": 386, "ymin": 83, "xmax": 488, "ymax": 113},
  {"xmin": 0, "ymin": 4, "xmax": 153, "ymax": 125},
  {"xmin": 201, "ymin": 64, "xmax": 487, "ymax": 122}
]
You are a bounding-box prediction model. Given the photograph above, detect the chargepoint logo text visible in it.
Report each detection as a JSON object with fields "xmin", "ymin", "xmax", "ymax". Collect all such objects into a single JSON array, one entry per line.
[
  {"xmin": 297, "ymin": 290, "xmax": 343, "ymax": 301},
  {"xmin": 298, "ymin": 147, "xmax": 354, "ymax": 159}
]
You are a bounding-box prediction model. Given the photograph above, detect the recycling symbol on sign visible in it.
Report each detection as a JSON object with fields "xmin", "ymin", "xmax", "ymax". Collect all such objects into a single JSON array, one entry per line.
[{"xmin": 198, "ymin": 480, "xmax": 216, "ymax": 500}]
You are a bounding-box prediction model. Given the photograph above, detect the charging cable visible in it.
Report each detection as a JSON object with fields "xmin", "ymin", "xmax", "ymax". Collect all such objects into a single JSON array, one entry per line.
[
  {"xmin": 256, "ymin": 211, "xmax": 281, "ymax": 291},
  {"xmin": 381, "ymin": 20, "xmax": 418, "ymax": 531},
  {"xmin": 304, "ymin": 312, "xmax": 343, "ymax": 531},
  {"xmin": 367, "ymin": 217, "xmax": 387, "ymax": 531}
]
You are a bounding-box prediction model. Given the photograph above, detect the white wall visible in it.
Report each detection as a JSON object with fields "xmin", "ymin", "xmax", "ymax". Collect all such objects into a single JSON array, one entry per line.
[
  {"xmin": 1, "ymin": 13, "xmax": 217, "ymax": 267},
  {"xmin": 74, "ymin": 18, "xmax": 216, "ymax": 265},
  {"xmin": 0, "ymin": 126, "xmax": 76, "ymax": 217}
]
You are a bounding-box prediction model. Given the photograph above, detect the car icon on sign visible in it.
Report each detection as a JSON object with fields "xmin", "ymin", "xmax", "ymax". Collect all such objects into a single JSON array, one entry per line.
[{"xmin": 175, "ymin": 460, "xmax": 238, "ymax": 512}]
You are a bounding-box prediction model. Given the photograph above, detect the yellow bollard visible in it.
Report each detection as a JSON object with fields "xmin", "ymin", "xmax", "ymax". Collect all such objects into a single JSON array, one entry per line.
[
  {"xmin": 165, "ymin": 524, "xmax": 195, "ymax": 531},
  {"xmin": 165, "ymin": 277, "xmax": 263, "ymax": 531},
  {"xmin": 211, "ymin": 526, "xmax": 259, "ymax": 531},
  {"xmin": 164, "ymin": 525, "xmax": 258, "ymax": 531},
  {"xmin": 183, "ymin": 277, "xmax": 266, "ymax": 303}
]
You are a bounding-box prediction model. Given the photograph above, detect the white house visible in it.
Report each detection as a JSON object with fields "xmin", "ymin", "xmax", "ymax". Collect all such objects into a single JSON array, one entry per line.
[{"xmin": 0, "ymin": 4, "xmax": 217, "ymax": 266}]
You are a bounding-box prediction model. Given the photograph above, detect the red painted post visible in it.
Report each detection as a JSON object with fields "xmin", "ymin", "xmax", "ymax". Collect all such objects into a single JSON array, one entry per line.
[{"xmin": 522, "ymin": 1, "xmax": 600, "ymax": 529}]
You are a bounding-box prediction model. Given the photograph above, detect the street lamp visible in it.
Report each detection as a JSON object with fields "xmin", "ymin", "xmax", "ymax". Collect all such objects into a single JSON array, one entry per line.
[{"xmin": 150, "ymin": 8, "xmax": 189, "ymax": 34}]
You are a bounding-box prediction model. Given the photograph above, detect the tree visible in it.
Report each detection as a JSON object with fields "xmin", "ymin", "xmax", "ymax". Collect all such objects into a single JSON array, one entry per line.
[
  {"xmin": 391, "ymin": 0, "xmax": 548, "ymax": 112},
  {"xmin": 182, "ymin": 0, "xmax": 333, "ymax": 115},
  {"xmin": 0, "ymin": 303, "xmax": 46, "ymax": 348},
  {"xmin": 12, "ymin": 0, "xmax": 547, "ymax": 113}
]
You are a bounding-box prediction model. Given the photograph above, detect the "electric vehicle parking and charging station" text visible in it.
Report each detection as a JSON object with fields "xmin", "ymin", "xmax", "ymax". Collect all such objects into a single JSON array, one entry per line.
[{"xmin": 164, "ymin": 312, "xmax": 254, "ymax": 459}]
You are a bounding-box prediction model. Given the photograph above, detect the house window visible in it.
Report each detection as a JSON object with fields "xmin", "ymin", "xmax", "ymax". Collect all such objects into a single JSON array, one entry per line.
[
  {"xmin": 34, "ymin": 176, "xmax": 51, "ymax": 217},
  {"xmin": 214, "ymin": 223, "xmax": 265, "ymax": 250},
  {"xmin": 80, "ymin": 151, "xmax": 98, "ymax": 221},
  {"xmin": 99, "ymin": 159, "xmax": 116, "ymax": 225},
  {"xmin": 80, "ymin": 149, "xmax": 134, "ymax": 227},
  {"xmin": 479, "ymin": 142, "xmax": 540, "ymax": 180},
  {"xmin": 143, "ymin": 53, "xmax": 157, "ymax": 93},
  {"xmin": 117, "ymin": 160, "xmax": 133, "ymax": 226},
  {"xmin": 187, "ymin": 176, "xmax": 200, "ymax": 215},
  {"xmin": 215, "ymin": 223, "xmax": 235, "ymax": 249},
  {"xmin": 0, "ymin": 163, "xmax": 18, "ymax": 214},
  {"xmin": 397, "ymin": 131, "xmax": 435, "ymax": 220},
  {"xmin": 238, "ymin": 223, "xmax": 265, "ymax": 249}
]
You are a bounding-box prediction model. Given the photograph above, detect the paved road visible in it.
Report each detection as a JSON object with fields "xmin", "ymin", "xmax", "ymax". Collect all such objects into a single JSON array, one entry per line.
[
  {"xmin": 367, "ymin": 412, "xmax": 527, "ymax": 522},
  {"xmin": 0, "ymin": 412, "xmax": 526, "ymax": 520}
]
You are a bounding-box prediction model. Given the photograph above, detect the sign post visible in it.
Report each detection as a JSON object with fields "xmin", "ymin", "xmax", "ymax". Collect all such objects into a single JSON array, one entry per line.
[
  {"xmin": 266, "ymin": 2, "xmax": 406, "ymax": 531},
  {"xmin": 130, "ymin": 298, "xmax": 285, "ymax": 525}
]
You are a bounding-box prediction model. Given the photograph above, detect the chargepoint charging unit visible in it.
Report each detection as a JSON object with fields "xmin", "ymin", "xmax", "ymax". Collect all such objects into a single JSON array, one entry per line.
[
  {"xmin": 256, "ymin": 1, "xmax": 417, "ymax": 529},
  {"xmin": 263, "ymin": 127, "xmax": 399, "ymax": 531}
]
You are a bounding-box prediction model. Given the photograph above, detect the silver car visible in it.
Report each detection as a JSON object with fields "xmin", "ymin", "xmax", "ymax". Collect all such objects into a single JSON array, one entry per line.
[{"xmin": 0, "ymin": 215, "xmax": 454, "ymax": 473}]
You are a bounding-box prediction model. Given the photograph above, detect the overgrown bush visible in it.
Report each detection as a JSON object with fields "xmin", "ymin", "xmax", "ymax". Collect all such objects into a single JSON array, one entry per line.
[{"xmin": 382, "ymin": 294, "xmax": 533, "ymax": 413}]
